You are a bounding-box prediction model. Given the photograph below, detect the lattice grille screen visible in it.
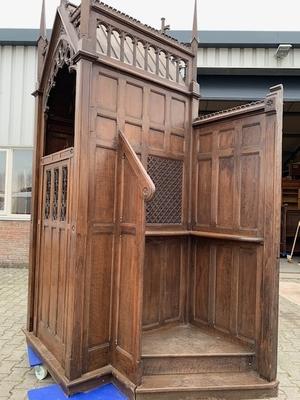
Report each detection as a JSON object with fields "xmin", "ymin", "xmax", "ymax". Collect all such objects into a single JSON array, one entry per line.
[{"xmin": 146, "ymin": 156, "xmax": 183, "ymax": 224}]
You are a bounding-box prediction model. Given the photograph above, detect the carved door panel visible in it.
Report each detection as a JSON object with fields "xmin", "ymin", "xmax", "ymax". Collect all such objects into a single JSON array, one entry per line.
[
  {"xmin": 191, "ymin": 87, "xmax": 283, "ymax": 381},
  {"xmin": 36, "ymin": 150, "xmax": 73, "ymax": 367},
  {"xmin": 112, "ymin": 132, "xmax": 154, "ymax": 385}
]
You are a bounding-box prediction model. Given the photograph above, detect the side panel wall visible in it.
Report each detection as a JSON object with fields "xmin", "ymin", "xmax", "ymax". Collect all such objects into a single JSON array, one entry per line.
[
  {"xmin": 84, "ymin": 65, "xmax": 190, "ymax": 373},
  {"xmin": 191, "ymin": 114, "xmax": 266, "ymax": 344}
]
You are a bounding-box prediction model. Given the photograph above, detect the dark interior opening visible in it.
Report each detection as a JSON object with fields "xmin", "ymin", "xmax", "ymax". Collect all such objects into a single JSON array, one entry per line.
[{"xmin": 44, "ymin": 65, "xmax": 76, "ymax": 156}]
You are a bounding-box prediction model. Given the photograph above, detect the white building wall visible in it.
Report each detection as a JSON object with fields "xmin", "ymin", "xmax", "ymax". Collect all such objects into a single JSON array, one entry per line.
[
  {"xmin": 0, "ymin": 45, "xmax": 37, "ymax": 147},
  {"xmin": 198, "ymin": 47, "xmax": 300, "ymax": 70}
]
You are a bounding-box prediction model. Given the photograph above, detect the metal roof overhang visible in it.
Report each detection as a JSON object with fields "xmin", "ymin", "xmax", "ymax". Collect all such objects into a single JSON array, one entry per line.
[{"xmin": 198, "ymin": 73, "xmax": 300, "ymax": 102}]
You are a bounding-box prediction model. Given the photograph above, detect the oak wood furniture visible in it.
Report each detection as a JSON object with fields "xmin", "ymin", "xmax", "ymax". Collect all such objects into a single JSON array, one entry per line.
[
  {"xmin": 26, "ymin": 1, "xmax": 283, "ymax": 399},
  {"xmin": 281, "ymin": 180, "xmax": 300, "ymax": 255}
]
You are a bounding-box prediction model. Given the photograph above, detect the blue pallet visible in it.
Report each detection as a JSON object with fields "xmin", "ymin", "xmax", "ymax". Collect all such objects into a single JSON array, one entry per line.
[
  {"xmin": 28, "ymin": 383, "xmax": 128, "ymax": 400},
  {"xmin": 27, "ymin": 346, "xmax": 43, "ymax": 367}
]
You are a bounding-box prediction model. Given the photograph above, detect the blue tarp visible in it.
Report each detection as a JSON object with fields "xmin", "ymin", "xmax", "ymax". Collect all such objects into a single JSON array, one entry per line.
[
  {"xmin": 27, "ymin": 383, "xmax": 128, "ymax": 400},
  {"xmin": 27, "ymin": 346, "xmax": 43, "ymax": 367}
]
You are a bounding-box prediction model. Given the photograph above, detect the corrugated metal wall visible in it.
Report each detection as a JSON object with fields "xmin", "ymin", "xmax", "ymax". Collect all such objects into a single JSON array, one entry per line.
[
  {"xmin": 0, "ymin": 45, "xmax": 37, "ymax": 147},
  {"xmin": 198, "ymin": 47, "xmax": 300, "ymax": 70}
]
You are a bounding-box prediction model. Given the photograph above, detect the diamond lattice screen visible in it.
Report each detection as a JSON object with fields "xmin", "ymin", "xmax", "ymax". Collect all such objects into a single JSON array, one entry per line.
[{"xmin": 146, "ymin": 156, "xmax": 183, "ymax": 224}]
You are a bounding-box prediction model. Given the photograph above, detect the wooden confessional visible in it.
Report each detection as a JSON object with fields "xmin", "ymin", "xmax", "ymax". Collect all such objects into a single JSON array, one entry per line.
[{"xmin": 26, "ymin": 1, "xmax": 283, "ymax": 399}]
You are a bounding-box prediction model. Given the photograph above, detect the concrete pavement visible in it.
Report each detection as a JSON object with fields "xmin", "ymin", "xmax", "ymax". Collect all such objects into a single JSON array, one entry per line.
[{"xmin": 0, "ymin": 265, "xmax": 299, "ymax": 399}]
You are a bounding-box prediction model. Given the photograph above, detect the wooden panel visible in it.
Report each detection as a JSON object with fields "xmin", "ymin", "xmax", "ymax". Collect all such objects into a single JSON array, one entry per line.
[
  {"xmin": 240, "ymin": 153, "xmax": 260, "ymax": 229},
  {"xmin": 193, "ymin": 116, "xmax": 264, "ymax": 236},
  {"xmin": 218, "ymin": 128, "xmax": 234, "ymax": 149},
  {"xmin": 149, "ymin": 91, "xmax": 165, "ymax": 125},
  {"xmin": 95, "ymin": 116, "xmax": 117, "ymax": 146},
  {"xmin": 215, "ymin": 245, "xmax": 233, "ymax": 333},
  {"xmin": 217, "ymin": 156, "xmax": 234, "ymax": 228},
  {"xmin": 37, "ymin": 155, "xmax": 72, "ymax": 366},
  {"xmin": 197, "ymin": 159, "xmax": 212, "ymax": 225},
  {"xmin": 97, "ymin": 74, "xmax": 118, "ymax": 112},
  {"xmin": 122, "ymin": 158, "xmax": 138, "ymax": 224},
  {"xmin": 237, "ymin": 247, "xmax": 257, "ymax": 340},
  {"xmin": 191, "ymin": 239, "xmax": 258, "ymax": 343},
  {"xmin": 56, "ymin": 228, "xmax": 67, "ymax": 342},
  {"xmin": 192, "ymin": 240, "xmax": 210, "ymax": 324},
  {"xmin": 163, "ymin": 238, "xmax": 182, "ymax": 322},
  {"xmin": 88, "ymin": 233, "xmax": 113, "ymax": 348},
  {"xmin": 118, "ymin": 234, "xmax": 136, "ymax": 354},
  {"xmin": 125, "ymin": 83, "xmax": 143, "ymax": 119},
  {"xmin": 112, "ymin": 131, "xmax": 154, "ymax": 384},
  {"xmin": 149, "ymin": 129, "xmax": 164, "ymax": 150},
  {"xmin": 199, "ymin": 132, "xmax": 212, "ymax": 153},
  {"xmin": 170, "ymin": 134, "xmax": 184, "ymax": 154},
  {"xmin": 143, "ymin": 237, "xmax": 185, "ymax": 330},
  {"xmin": 124, "ymin": 123, "xmax": 142, "ymax": 149},
  {"xmin": 143, "ymin": 240, "xmax": 163, "ymax": 328},
  {"xmin": 241, "ymin": 123, "xmax": 261, "ymax": 147},
  {"xmin": 94, "ymin": 148, "xmax": 116, "ymax": 222},
  {"xmin": 171, "ymin": 98, "xmax": 185, "ymax": 129}
]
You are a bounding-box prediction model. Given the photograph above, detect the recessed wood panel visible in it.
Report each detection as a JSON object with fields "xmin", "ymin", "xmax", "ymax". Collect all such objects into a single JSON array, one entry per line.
[
  {"xmin": 88, "ymin": 233, "xmax": 113, "ymax": 348},
  {"xmin": 242, "ymin": 123, "xmax": 261, "ymax": 147},
  {"xmin": 56, "ymin": 229, "xmax": 67, "ymax": 342},
  {"xmin": 125, "ymin": 83, "xmax": 143, "ymax": 119},
  {"xmin": 215, "ymin": 245, "xmax": 233, "ymax": 332},
  {"xmin": 149, "ymin": 91, "xmax": 165, "ymax": 125},
  {"xmin": 240, "ymin": 153, "xmax": 260, "ymax": 229},
  {"xmin": 97, "ymin": 74, "xmax": 118, "ymax": 112},
  {"xmin": 122, "ymin": 159, "xmax": 138, "ymax": 224},
  {"xmin": 118, "ymin": 234, "xmax": 135, "ymax": 354},
  {"xmin": 218, "ymin": 128, "xmax": 234, "ymax": 149},
  {"xmin": 170, "ymin": 134, "xmax": 184, "ymax": 154},
  {"xmin": 48, "ymin": 229, "xmax": 59, "ymax": 334},
  {"xmin": 143, "ymin": 240, "xmax": 163, "ymax": 328},
  {"xmin": 149, "ymin": 129, "xmax": 164, "ymax": 150},
  {"xmin": 143, "ymin": 237, "xmax": 184, "ymax": 329},
  {"xmin": 171, "ymin": 98, "xmax": 185, "ymax": 129},
  {"xmin": 217, "ymin": 156, "xmax": 234, "ymax": 228},
  {"xmin": 193, "ymin": 241, "xmax": 210, "ymax": 323},
  {"xmin": 164, "ymin": 239, "xmax": 182, "ymax": 321},
  {"xmin": 124, "ymin": 123, "xmax": 142, "ymax": 148},
  {"xmin": 197, "ymin": 159, "xmax": 212, "ymax": 225},
  {"xmin": 238, "ymin": 247, "xmax": 257, "ymax": 340},
  {"xmin": 199, "ymin": 133, "xmax": 212, "ymax": 153},
  {"xmin": 94, "ymin": 148, "xmax": 116, "ymax": 222},
  {"xmin": 41, "ymin": 225, "xmax": 51, "ymax": 324},
  {"xmin": 95, "ymin": 116, "xmax": 117, "ymax": 145}
]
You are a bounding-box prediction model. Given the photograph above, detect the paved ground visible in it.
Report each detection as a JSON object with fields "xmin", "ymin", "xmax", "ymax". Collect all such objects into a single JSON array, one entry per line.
[{"xmin": 0, "ymin": 264, "xmax": 299, "ymax": 399}]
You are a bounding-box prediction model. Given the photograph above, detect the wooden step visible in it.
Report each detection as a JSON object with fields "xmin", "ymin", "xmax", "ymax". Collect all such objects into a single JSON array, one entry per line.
[
  {"xmin": 142, "ymin": 324, "xmax": 255, "ymax": 375},
  {"xmin": 142, "ymin": 353, "xmax": 254, "ymax": 375},
  {"xmin": 136, "ymin": 371, "xmax": 278, "ymax": 400}
]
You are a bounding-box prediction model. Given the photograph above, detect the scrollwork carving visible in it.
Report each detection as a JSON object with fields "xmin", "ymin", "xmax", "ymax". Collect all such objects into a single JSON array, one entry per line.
[{"xmin": 44, "ymin": 39, "xmax": 75, "ymax": 111}]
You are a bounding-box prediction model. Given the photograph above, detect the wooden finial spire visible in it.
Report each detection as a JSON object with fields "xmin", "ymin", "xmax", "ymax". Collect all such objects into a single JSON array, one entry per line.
[
  {"xmin": 39, "ymin": 0, "xmax": 47, "ymax": 39},
  {"xmin": 191, "ymin": 0, "xmax": 199, "ymax": 83},
  {"xmin": 192, "ymin": 0, "xmax": 198, "ymax": 43}
]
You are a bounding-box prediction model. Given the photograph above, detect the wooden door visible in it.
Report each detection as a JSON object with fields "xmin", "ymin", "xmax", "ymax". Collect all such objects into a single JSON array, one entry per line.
[
  {"xmin": 112, "ymin": 132, "xmax": 154, "ymax": 384},
  {"xmin": 191, "ymin": 86, "xmax": 283, "ymax": 381},
  {"xmin": 36, "ymin": 149, "xmax": 73, "ymax": 367}
]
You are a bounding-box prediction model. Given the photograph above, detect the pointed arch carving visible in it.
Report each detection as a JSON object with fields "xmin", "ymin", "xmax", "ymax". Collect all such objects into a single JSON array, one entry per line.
[{"xmin": 44, "ymin": 37, "xmax": 76, "ymax": 110}]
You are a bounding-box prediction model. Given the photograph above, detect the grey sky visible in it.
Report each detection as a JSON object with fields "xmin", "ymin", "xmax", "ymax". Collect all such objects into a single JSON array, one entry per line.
[{"xmin": 1, "ymin": 0, "xmax": 300, "ymax": 31}]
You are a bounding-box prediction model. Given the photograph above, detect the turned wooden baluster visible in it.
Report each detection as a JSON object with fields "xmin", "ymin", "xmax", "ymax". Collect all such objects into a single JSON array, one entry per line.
[
  {"xmin": 107, "ymin": 25, "xmax": 112, "ymax": 57},
  {"xmin": 144, "ymin": 42, "xmax": 149, "ymax": 71},
  {"xmin": 120, "ymin": 31, "xmax": 125, "ymax": 62},
  {"xmin": 155, "ymin": 48, "xmax": 160, "ymax": 76},
  {"xmin": 133, "ymin": 37, "xmax": 137, "ymax": 67}
]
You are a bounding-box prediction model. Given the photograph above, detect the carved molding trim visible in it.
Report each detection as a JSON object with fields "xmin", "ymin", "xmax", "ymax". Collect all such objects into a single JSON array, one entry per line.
[{"xmin": 44, "ymin": 38, "xmax": 75, "ymax": 111}]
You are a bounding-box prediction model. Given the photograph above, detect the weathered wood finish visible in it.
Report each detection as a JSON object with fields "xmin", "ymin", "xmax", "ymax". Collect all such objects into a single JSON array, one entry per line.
[
  {"xmin": 143, "ymin": 237, "xmax": 188, "ymax": 330},
  {"xmin": 192, "ymin": 90, "xmax": 283, "ymax": 382},
  {"xmin": 26, "ymin": 0, "xmax": 282, "ymax": 398}
]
